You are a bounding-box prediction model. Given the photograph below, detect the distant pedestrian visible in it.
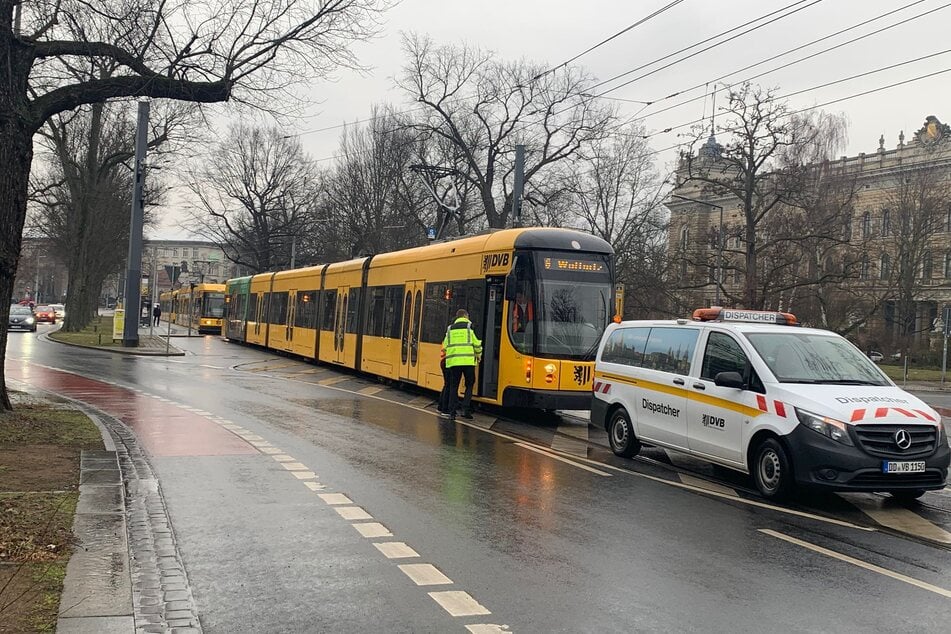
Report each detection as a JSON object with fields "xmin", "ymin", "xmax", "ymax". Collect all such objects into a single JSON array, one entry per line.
[
  {"xmin": 152, "ymin": 304, "xmax": 162, "ymax": 326},
  {"xmin": 442, "ymin": 309, "xmax": 482, "ymax": 421}
]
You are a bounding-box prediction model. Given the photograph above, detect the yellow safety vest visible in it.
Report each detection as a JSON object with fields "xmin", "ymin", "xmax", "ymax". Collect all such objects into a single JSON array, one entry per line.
[{"xmin": 443, "ymin": 317, "xmax": 482, "ymax": 368}]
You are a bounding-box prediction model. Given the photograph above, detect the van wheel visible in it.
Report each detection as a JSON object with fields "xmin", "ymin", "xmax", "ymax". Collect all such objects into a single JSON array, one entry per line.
[
  {"xmin": 752, "ymin": 438, "xmax": 793, "ymax": 500},
  {"xmin": 608, "ymin": 409, "xmax": 640, "ymax": 458},
  {"xmin": 890, "ymin": 489, "xmax": 926, "ymax": 501}
]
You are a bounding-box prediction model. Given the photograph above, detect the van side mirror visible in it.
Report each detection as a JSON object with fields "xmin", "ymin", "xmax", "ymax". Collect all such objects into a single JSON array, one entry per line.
[
  {"xmin": 714, "ymin": 371, "xmax": 745, "ymax": 389},
  {"xmin": 504, "ymin": 274, "xmax": 517, "ymax": 301}
]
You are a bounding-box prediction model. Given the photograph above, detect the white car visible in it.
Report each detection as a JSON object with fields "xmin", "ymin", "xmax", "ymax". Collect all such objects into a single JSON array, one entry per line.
[
  {"xmin": 591, "ymin": 308, "xmax": 950, "ymax": 500},
  {"xmin": 49, "ymin": 304, "xmax": 66, "ymax": 320},
  {"xmin": 868, "ymin": 351, "xmax": 884, "ymax": 363}
]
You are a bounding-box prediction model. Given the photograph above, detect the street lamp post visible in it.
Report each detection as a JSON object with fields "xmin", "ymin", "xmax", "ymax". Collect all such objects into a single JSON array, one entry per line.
[{"xmin": 671, "ymin": 194, "xmax": 725, "ymax": 305}]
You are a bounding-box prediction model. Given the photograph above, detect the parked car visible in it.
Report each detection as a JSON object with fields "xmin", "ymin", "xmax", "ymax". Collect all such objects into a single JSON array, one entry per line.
[
  {"xmin": 34, "ymin": 305, "xmax": 56, "ymax": 324},
  {"xmin": 8, "ymin": 304, "xmax": 37, "ymax": 332},
  {"xmin": 50, "ymin": 303, "xmax": 66, "ymax": 320},
  {"xmin": 868, "ymin": 351, "xmax": 884, "ymax": 363}
]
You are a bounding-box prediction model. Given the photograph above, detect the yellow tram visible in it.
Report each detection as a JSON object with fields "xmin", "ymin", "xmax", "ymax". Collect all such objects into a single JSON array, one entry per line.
[
  {"xmin": 224, "ymin": 228, "xmax": 616, "ymax": 409},
  {"xmin": 159, "ymin": 284, "xmax": 227, "ymax": 333}
]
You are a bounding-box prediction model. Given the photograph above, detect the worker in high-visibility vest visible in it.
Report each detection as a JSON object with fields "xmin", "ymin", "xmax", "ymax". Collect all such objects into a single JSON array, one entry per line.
[{"xmin": 442, "ymin": 309, "xmax": 482, "ymax": 421}]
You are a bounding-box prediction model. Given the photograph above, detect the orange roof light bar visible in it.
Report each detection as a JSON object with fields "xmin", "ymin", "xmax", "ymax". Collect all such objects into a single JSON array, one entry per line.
[{"xmin": 692, "ymin": 307, "xmax": 799, "ymax": 326}]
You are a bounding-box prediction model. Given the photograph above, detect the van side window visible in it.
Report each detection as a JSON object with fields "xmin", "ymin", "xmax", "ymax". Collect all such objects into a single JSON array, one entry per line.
[
  {"xmin": 701, "ymin": 332, "xmax": 749, "ymax": 380},
  {"xmin": 601, "ymin": 327, "xmax": 649, "ymax": 366},
  {"xmin": 642, "ymin": 327, "xmax": 698, "ymax": 374}
]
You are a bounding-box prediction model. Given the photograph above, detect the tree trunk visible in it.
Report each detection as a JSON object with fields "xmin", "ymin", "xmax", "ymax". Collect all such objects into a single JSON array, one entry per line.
[
  {"xmin": 0, "ymin": 15, "xmax": 35, "ymax": 411},
  {"xmin": 744, "ymin": 224, "xmax": 758, "ymax": 309},
  {"xmin": 0, "ymin": 127, "xmax": 35, "ymax": 411}
]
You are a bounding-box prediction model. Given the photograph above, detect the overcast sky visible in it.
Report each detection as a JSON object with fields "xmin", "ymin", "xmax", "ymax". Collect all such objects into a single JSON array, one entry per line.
[{"xmin": 153, "ymin": 0, "xmax": 951, "ymax": 238}]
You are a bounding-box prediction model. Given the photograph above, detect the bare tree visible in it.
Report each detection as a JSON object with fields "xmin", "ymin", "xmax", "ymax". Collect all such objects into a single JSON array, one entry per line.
[
  {"xmin": 0, "ymin": 0, "xmax": 387, "ymax": 410},
  {"xmin": 679, "ymin": 84, "xmax": 849, "ymax": 309},
  {"xmin": 397, "ymin": 33, "xmax": 616, "ymax": 229},
  {"xmin": 186, "ymin": 125, "xmax": 321, "ymax": 273},
  {"xmin": 566, "ymin": 128, "xmax": 670, "ymax": 317},
  {"xmin": 324, "ymin": 107, "xmax": 434, "ymax": 256},
  {"xmin": 881, "ymin": 164, "xmax": 951, "ymax": 355}
]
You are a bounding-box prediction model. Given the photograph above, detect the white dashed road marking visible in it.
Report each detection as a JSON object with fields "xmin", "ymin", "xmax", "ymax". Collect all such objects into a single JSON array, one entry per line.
[
  {"xmin": 428, "ymin": 591, "xmax": 492, "ymax": 617},
  {"xmin": 318, "ymin": 493, "xmax": 353, "ymax": 505},
  {"xmin": 281, "ymin": 462, "xmax": 309, "ymax": 471},
  {"xmin": 466, "ymin": 625, "xmax": 511, "ymax": 633},
  {"xmin": 373, "ymin": 542, "xmax": 419, "ymax": 559},
  {"xmin": 398, "ymin": 563, "xmax": 453, "ymax": 586},
  {"xmin": 272, "ymin": 454, "xmax": 296, "ymax": 462},
  {"xmin": 334, "ymin": 506, "xmax": 373, "ymax": 521},
  {"xmin": 840, "ymin": 494, "xmax": 951, "ymax": 545},
  {"xmin": 353, "ymin": 523, "xmax": 393, "ymax": 538},
  {"xmin": 514, "ymin": 442, "xmax": 610, "ymax": 476},
  {"xmin": 303, "ymin": 482, "xmax": 326, "ymax": 491},
  {"xmin": 291, "ymin": 471, "xmax": 317, "ymax": 480}
]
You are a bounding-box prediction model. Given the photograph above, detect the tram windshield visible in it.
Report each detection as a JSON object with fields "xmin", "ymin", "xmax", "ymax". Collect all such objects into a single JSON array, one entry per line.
[
  {"xmin": 510, "ymin": 251, "xmax": 613, "ymax": 360},
  {"xmin": 203, "ymin": 293, "xmax": 226, "ymax": 318}
]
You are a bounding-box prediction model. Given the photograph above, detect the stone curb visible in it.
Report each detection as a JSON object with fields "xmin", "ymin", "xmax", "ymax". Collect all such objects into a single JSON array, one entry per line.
[
  {"xmin": 42, "ymin": 332, "xmax": 186, "ymax": 357},
  {"xmin": 15, "ymin": 384, "xmax": 203, "ymax": 633}
]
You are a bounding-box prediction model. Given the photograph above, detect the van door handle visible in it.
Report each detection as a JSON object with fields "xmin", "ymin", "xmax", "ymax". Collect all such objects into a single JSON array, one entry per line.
[
  {"xmin": 673, "ymin": 378, "xmax": 685, "ymax": 386},
  {"xmin": 693, "ymin": 383, "xmax": 705, "ymax": 390}
]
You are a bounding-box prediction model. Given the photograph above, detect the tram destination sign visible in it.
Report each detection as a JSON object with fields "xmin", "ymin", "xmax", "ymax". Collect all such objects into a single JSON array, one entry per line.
[{"xmin": 543, "ymin": 257, "xmax": 605, "ymax": 273}]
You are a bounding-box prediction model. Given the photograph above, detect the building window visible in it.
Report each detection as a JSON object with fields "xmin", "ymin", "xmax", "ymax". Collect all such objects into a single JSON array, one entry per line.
[
  {"xmin": 947, "ymin": 204, "xmax": 951, "ymax": 232},
  {"xmin": 860, "ymin": 256, "xmax": 869, "ymax": 280},
  {"xmin": 680, "ymin": 258, "xmax": 687, "ymax": 279},
  {"xmin": 843, "ymin": 217, "xmax": 852, "ymax": 241},
  {"xmin": 880, "ymin": 253, "xmax": 890, "ymax": 279},
  {"xmin": 680, "ymin": 225, "xmax": 689, "ymax": 251},
  {"xmin": 945, "ymin": 253, "xmax": 951, "ymax": 278},
  {"xmin": 881, "ymin": 209, "xmax": 889, "ymax": 237},
  {"xmin": 862, "ymin": 211, "xmax": 871, "ymax": 239},
  {"xmin": 922, "ymin": 251, "xmax": 933, "ymax": 279}
]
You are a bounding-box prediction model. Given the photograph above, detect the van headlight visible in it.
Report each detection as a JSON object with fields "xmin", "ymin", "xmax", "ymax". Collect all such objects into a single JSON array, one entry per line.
[
  {"xmin": 24, "ymin": 317, "xmax": 35, "ymax": 324},
  {"xmin": 796, "ymin": 408, "xmax": 854, "ymax": 446}
]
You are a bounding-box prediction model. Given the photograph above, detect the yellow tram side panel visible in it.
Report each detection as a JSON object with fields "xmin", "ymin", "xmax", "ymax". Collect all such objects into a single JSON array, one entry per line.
[
  {"xmin": 318, "ymin": 259, "xmax": 366, "ymax": 369},
  {"xmin": 245, "ymin": 273, "xmax": 273, "ymax": 347},
  {"xmin": 267, "ymin": 267, "xmax": 323, "ymax": 358},
  {"xmin": 367, "ymin": 236, "xmax": 509, "ymax": 399}
]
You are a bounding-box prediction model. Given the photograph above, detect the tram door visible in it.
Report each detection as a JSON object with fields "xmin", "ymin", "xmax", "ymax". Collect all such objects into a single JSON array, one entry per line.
[
  {"xmin": 284, "ymin": 290, "xmax": 297, "ymax": 352},
  {"xmin": 254, "ymin": 293, "xmax": 265, "ymax": 337},
  {"xmin": 399, "ymin": 281, "xmax": 424, "ymax": 383},
  {"xmin": 481, "ymin": 278, "xmax": 505, "ymax": 399},
  {"xmin": 332, "ymin": 286, "xmax": 349, "ymax": 363}
]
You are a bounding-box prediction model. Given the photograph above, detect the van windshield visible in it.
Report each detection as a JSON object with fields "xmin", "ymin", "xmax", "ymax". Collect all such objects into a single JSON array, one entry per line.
[{"xmin": 745, "ymin": 332, "xmax": 889, "ymax": 386}]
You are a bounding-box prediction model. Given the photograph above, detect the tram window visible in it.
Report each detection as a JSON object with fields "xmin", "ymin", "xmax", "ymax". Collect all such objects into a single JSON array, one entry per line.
[
  {"xmin": 250, "ymin": 293, "xmax": 261, "ymax": 320},
  {"xmin": 383, "ymin": 286, "xmax": 402, "ymax": 338},
  {"xmin": 450, "ymin": 280, "xmax": 485, "ymax": 336},
  {"xmin": 366, "ymin": 287, "xmax": 387, "ymax": 337},
  {"xmin": 422, "ymin": 283, "xmax": 450, "ymax": 343},
  {"xmin": 233, "ymin": 293, "xmax": 245, "ymax": 321},
  {"xmin": 508, "ymin": 255, "xmax": 534, "ymax": 355},
  {"xmin": 269, "ymin": 292, "xmax": 288, "ymax": 324},
  {"xmin": 346, "ymin": 288, "xmax": 361, "ymax": 333},
  {"xmin": 296, "ymin": 290, "xmax": 318, "ymax": 328},
  {"xmin": 320, "ymin": 290, "xmax": 336, "ymax": 330}
]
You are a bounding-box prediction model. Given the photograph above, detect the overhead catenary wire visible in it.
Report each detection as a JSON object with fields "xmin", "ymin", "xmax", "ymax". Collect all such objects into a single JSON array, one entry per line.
[
  {"xmin": 586, "ymin": 0, "xmax": 822, "ymax": 94},
  {"xmin": 531, "ymin": 0, "xmax": 686, "ymax": 81},
  {"xmin": 633, "ymin": 48, "xmax": 951, "ymax": 142},
  {"xmin": 633, "ymin": 0, "xmax": 945, "ymax": 121},
  {"xmin": 287, "ymin": 0, "xmax": 817, "ymax": 140}
]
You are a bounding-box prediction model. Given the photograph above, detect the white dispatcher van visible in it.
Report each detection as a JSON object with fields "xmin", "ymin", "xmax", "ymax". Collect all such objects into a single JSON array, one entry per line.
[{"xmin": 591, "ymin": 308, "xmax": 950, "ymax": 499}]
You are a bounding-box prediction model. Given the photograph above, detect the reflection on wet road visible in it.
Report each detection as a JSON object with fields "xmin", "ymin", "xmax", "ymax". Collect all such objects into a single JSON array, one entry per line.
[{"xmin": 5, "ymin": 330, "xmax": 951, "ymax": 632}]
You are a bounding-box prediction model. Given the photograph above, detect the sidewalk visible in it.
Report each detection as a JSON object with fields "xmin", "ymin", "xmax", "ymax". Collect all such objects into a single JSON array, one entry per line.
[{"xmin": 47, "ymin": 322, "xmax": 187, "ymax": 356}]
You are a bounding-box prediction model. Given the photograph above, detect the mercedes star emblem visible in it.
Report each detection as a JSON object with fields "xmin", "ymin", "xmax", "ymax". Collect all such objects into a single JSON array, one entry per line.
[{"xmin": 894, "ymin": 429, "xmax": 912, "ymax": 450}]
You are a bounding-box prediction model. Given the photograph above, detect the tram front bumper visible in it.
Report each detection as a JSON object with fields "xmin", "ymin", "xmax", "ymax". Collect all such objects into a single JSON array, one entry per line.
[{"xmin": 502, "ymin": 387, "xmax": 592, "ymax": 411}]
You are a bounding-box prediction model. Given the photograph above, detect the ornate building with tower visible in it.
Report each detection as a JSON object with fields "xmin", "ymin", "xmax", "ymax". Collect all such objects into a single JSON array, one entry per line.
[{"xmin": 667, "ymin": 115, "xmax": 951, "ymax": 352}]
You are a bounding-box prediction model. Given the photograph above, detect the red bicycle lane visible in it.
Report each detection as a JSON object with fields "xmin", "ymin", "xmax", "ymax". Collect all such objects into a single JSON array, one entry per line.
[{"xmin": 6, "ymin": 360, "xmax": 255, "ymax": 457}]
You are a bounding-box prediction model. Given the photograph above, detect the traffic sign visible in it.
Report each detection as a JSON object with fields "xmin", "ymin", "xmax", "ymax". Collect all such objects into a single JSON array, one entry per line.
[{"xmin": 427, "ymin": 227, "xmax": 436, "ymax": 240}]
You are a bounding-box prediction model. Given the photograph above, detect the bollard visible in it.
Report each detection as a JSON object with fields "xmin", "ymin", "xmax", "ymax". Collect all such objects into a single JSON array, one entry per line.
[{"xmin": 98, "ymin": 333, "xmax": 102, "ymax": 345}]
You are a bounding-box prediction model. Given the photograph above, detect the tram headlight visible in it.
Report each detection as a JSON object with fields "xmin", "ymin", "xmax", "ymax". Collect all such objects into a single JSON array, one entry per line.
[
  {"xmin": 544, "ymin": 363, "xmax": 557, "ymax": 384},
  {"xmin": 525, "ymin": 359, "xmax": 532, "ymax": 383}
]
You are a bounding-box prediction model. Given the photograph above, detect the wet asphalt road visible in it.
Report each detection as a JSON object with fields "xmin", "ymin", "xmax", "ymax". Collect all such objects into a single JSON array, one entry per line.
[{"xmin": 6, "ymin": 327, "xmax": 951, "ymax": 632}]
